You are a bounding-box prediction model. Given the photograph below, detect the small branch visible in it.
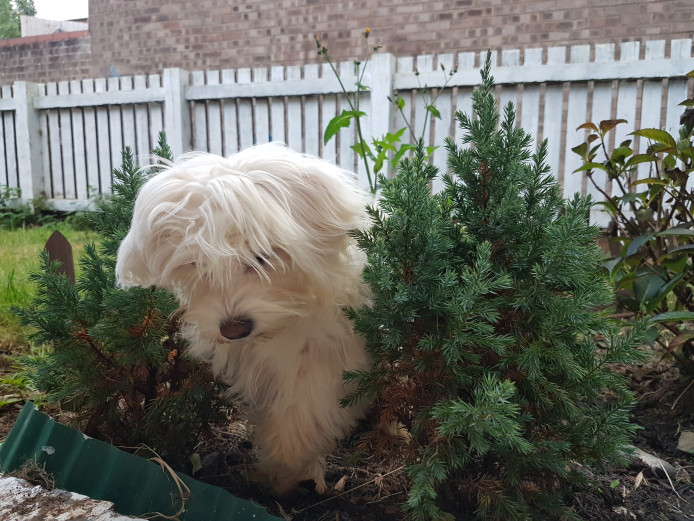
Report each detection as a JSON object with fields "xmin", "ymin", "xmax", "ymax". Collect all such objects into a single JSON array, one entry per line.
[
  {"xmin": 293, "ymin": 465, "xmax": 406, "ymax": 514},
  {"xmin": 76, "ymin": 325, "xmax": 115, "ymax": 368},
  {"xmin": 398, "ymin": 105, "xmax": 417, "ymax": 142},
  {"xmin": 671, "ymin": 379, "xmax": 694, "ymax": 411},
  {"xmin": 585, "ymin": 173, "xmax": 633, "ymax": 233},
  {"xmin": 663, "ymin": 183, "xmax": 694, "ymax": 225},
  {"xmin": 656, "ymin": 458, "xmax": 684, "ymax": 500},
  {"xmin": 354, "ymin": 117, "xmax": 375, "ymax": 192},
  {"xmin": 614, "ymin": 175, "xmax": 640, "ymax": 216},
  {"xmin": 610, "ymin": 312, "xmax": 635, "ymax": 319}
]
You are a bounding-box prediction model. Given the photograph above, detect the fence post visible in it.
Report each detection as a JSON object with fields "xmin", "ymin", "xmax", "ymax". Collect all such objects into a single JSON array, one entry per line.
[
  {"xmin": 368, "ymin": 53, "xmax": 396, "ymax": 178},
  {"xmin": 13, "ymin": 81, "xmax": 45, "ymax": 203},
  {"xmin": 163, "ymin": 68, "xmax": 191, "ymax": 158},
  {"xmin": 45, "ymin": 230, "xmax": 75, "ymax": 284},
  {"xmin": 347, "ymin": 52, "xmax": 395, "ymax": 188}
]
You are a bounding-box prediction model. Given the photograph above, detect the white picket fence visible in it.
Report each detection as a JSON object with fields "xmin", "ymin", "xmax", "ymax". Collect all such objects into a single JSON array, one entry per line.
[{"xmin": 0, "ymin": 39, "xmax": 692, "ymax": 224}]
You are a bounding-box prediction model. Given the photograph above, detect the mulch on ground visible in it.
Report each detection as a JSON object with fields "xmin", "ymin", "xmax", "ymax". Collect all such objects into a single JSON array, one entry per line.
[{"xmin": 0, "ymin": 350, "xmax": 692, "ymax": 520}]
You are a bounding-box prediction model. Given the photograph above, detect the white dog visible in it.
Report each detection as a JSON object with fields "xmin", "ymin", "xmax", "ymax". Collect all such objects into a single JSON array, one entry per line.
[{"xmin": 115, "ymin": 143, "xmax": 371, "ymax": 494}]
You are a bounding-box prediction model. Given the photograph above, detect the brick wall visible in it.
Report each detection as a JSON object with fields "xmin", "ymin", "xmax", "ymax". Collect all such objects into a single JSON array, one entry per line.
[
  {"xmin": 88, "ymin": 0, "xmax": 694, "ymax": 77},
  {"xmin": 0, "ymin": 31, "xmax": 91, "ymax": 84},
  {"xmin": 1, "ymin": 0, "xmax": 693, "ymax": 84}
]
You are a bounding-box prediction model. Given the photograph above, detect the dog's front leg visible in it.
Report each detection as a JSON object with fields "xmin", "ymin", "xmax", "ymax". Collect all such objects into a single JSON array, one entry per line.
[{"xmin": 252, "ymin": 408, "xmax": 331, "ymax": 494}]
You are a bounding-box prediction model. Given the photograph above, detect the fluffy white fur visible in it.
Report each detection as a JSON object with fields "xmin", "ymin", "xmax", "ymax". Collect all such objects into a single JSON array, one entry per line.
[{"xmin": 115, "ymin": 143, "xmax": 371, "ymax": 494}]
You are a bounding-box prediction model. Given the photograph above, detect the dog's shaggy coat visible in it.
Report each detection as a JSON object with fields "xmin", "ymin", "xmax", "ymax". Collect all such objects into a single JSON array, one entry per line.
[{"xmin": 116, "ymin": 143, "xmax": 371, "ymax": 493}]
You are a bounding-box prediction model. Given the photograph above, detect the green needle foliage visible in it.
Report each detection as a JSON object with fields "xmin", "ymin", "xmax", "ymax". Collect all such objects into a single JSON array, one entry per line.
[
  {"xmin": 16, "ymin": 134, "xmax": 228, "ymax": 469},
  {"xmin": 346, "ymin": 54, "xmax": 649, "ymax": 520}
]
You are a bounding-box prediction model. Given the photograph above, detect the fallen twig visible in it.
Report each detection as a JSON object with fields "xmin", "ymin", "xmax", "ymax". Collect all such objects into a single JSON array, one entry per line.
[
  {"xmin": 657, "ymin": 459, "xmax": 684, "ymax": 501},
  {"xmin": 671, "ymin": 379, "xmax": 694, "ymax": 410},
  {"xmin": 293, "ymin": 465, "xmax": 406, "ymax": 515}
]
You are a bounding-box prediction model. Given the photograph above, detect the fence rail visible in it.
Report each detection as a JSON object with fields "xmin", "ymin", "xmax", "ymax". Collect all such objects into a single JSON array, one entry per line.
[{"xmin": 0, "ymin": 39, "xmax": 692, "ymax": 224}]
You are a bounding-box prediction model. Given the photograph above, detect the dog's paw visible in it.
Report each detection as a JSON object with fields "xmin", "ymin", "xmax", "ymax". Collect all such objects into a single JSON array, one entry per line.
[
  {"xmin": 249, "ymin": 467, "xmax": 299, "ymax": 496},
  {"xmin": 312, "ymin": 474, "xmax": 327, "ymax": 494},
  {"xmin": 377, "ymin": 419, "xmax": 412, "ymax": 442},
  {"xmin": 252, "ymin": 461, "xmax": 328, "ymax": 496}
]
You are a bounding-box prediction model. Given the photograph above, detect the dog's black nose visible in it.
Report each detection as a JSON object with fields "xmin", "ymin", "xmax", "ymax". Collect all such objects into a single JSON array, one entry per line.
[{"xmin": 220, "ymin": 318, "xmax": 254, "ymax": 340}]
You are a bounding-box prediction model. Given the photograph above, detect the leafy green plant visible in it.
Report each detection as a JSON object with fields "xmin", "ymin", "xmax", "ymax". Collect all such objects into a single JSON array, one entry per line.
[
  {"xmin": 346, "ymin": 53, "xmax": 647, "ymax": 520},
  {"xmin": 0, "ymin": 185, "xmax": 61, "ymax": 230},
  {"xmin": 0, "ymin": 184, "xmax": 21, "ymax": 204},
  {"xmin": 0, "ymin": 372, "xmax": 33, "ymax": 409},
  {"xmin": 0, "ymin": 185, "xmax": 29, "ymax": 229},
  {"xmin": 0, "ymin": 345, "xmax": 50, "ymax": 410},
  {"xmin": 572, "ymin": 71, "xmax": 694, "ymax": 374},
  {"xmin": 315, "ymin": 29, "xmax": 456, "ymax": 192},
  {"xmin": 15, "ymin": 133, "xmax": 229, "ymax": 469},
  {"xmin": 0, "ymin": 0, "xmax": 35, "ymax": 40}
]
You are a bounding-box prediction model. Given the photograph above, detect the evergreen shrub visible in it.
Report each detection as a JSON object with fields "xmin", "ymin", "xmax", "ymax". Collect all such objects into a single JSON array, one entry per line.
[
  {"xmin": 16, "ymin": 134, "xmax": 229, "ymax": 469},
  {"xmin": 345, "ymin": 54, "xmax": 648, "ymax": 520}
]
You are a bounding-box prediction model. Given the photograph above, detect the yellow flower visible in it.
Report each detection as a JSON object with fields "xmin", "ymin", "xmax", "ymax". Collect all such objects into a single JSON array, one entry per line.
[{"xmin": 364, "ymin": 27, "xmax": 371, "ymax": 38}]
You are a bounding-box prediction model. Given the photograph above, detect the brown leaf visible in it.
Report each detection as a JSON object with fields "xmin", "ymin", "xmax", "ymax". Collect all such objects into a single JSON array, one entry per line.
[
  {"xmin": 634, "ymin": 470, "xmax": 645, "ymax": 490},
  {"xmin": 677, "ymin": 431, "xmax": 694, "ymax": 454},
  {"xmin": 333, "ymin": 475, "xmax": 348, "ymax": 492},
  {"xmin": 599, "ymin": 119, "xmax": 627, "ymax": 134}
]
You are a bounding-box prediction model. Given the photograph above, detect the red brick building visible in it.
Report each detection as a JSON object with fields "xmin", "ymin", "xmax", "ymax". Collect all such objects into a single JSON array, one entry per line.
[{"xmin": 1, "ymin": 0, "xmax": 693, "ymax": 84}]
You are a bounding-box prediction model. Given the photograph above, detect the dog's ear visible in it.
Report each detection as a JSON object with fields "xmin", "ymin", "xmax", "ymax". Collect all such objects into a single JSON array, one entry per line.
[
  {"xmin": 115, "ymin": 170, "xmax": 201, "ymax": 289},
  {"xmin": 287, "ymin": 160, "xmax": 369, "ymax": 246},
  {"xmin": 116, "ymin": 219, "xmax": 184, "ymax": 289},
  {"xmin": 232, "ymin": 144, "xmax": 369, "ymax": 251},
  {"xmin": 115, "ymin": 231, "xmax": 151, "ymax": 288}
]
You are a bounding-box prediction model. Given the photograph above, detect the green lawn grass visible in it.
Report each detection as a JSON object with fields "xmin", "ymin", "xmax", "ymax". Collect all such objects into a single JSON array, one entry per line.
[{"xmin": 0, "ymin": 223, "xmax": 100, "ymax": 351}]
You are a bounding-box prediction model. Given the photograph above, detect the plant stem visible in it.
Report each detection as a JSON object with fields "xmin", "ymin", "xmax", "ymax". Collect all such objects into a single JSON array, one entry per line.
[
  {"xmin": 355, "ymin": 118, "xmax": 375, "ymax": 192},
  {"xmin": 585, "ymin": 173, "xmax": 633, "ymax": 233},
  {"xmin": 399, "ymin": 105, "xmax": 418, "ymax": 141},
  {"xmin": 321, "ymin": 46, "xmax": 375, "ymax": 192}
]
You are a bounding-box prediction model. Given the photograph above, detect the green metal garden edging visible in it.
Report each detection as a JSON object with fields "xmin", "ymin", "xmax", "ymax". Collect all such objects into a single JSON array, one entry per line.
[{"xmin": 0, "ymin": 402, "xmax": 280, "ymax": 521}]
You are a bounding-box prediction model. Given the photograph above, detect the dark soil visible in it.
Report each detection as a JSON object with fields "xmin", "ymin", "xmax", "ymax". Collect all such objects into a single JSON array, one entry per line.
[
  {"xmin": 1, "ymin": 353, "xmax": 692, "ymax": 520},
  {"xmin": 187, "ymin": 355, "xmax": 694, "ymax": 521},
  {"xmin": 567, "ymin": 358, "xmax": 694, "ymax": 521}
]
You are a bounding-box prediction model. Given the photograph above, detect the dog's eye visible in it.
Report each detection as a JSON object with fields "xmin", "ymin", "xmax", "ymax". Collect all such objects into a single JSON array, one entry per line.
[{"xmin": 244, "ymin": 253, "xmax": 273, "ymax": 273}]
